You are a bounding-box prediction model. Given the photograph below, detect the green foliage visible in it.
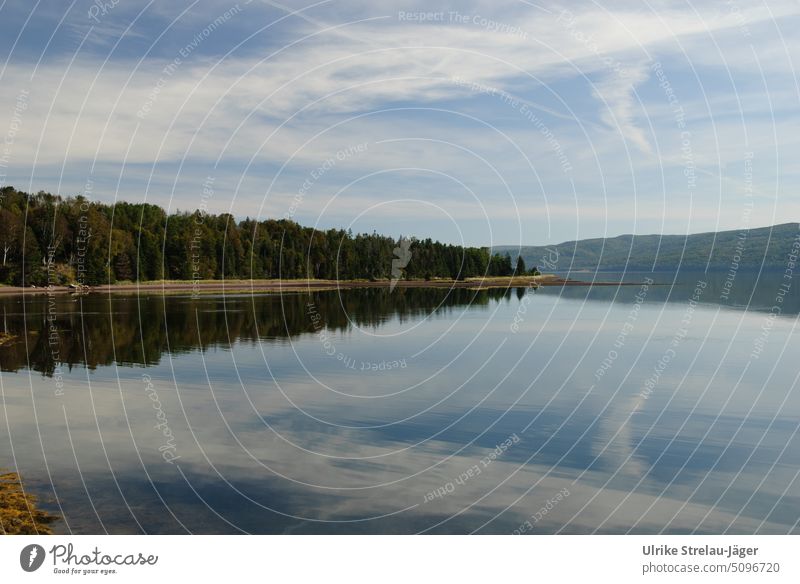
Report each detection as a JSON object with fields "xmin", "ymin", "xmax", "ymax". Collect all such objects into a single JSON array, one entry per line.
[{"xmin": 0, "ymin": 186, "xmax": 514, "ymax": 285}]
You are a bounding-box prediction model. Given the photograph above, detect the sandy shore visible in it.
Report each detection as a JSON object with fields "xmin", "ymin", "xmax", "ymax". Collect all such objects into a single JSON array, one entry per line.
[{"xmin": 0, "ymin": 275, "xmax": 634, "ymax": 296}]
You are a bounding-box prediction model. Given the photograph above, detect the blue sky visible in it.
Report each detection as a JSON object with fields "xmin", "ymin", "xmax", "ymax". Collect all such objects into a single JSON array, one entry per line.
[{"xmin": 0, "ymin": 0, "xmax": 797, "ymax": 246}]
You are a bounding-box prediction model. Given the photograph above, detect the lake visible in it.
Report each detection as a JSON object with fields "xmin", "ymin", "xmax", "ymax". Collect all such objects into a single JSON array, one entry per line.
[{"xmin": 2, "ymin": 270, "xmax": 799, "ymax": 534}]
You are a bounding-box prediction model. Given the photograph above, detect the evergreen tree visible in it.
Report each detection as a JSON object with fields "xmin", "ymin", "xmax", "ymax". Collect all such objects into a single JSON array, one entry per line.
[{"xmin": 0, "ymin": 186, "xmax": 536, "ymax": 286}]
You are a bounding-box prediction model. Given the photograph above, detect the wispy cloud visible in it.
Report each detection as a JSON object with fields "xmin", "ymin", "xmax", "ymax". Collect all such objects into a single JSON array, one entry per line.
[{"xmin": 0, "ymin": 0, "xmax": 797, "ymax": 243}]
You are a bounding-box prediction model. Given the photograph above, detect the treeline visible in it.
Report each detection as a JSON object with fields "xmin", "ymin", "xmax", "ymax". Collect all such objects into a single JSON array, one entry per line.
[{"xmin": 0, "ymin": 186, "xmax": 534, "ymax": 286}]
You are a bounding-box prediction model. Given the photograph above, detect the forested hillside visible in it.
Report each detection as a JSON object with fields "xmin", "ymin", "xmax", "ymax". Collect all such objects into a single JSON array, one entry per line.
[
  {"xmin": 0, "ymin": 186, "xmax": 519, "ymax": 286},
  {"xmin": 496, "ymin": 223, "xmax": 800, "ymax": 272}
]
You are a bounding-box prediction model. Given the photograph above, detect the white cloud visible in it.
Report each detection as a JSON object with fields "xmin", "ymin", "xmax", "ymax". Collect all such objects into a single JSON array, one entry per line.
[{"xmin": 0, "ymin": 0, "xmax": 798, "ymax": 241}]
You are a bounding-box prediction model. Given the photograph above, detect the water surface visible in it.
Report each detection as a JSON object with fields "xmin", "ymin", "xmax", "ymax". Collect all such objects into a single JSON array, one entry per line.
[{"xmin": 1, "ymin": 271, "xmax": 799, "ymax": 533}]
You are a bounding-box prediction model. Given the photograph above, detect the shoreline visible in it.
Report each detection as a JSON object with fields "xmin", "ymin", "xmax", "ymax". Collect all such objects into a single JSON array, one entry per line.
[{"xmin": 0, "ymin": 275, "xmax": 642, "ymax": 296}]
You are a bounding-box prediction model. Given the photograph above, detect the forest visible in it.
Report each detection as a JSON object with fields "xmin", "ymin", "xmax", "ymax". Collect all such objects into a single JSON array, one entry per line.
[{"xmin": 0, "ymin": 186, "xmax": 532, "ymax": 286}]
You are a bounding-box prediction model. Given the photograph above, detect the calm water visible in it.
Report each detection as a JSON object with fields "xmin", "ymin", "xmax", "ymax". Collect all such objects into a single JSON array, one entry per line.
[{"xmin": 1, "ymin": 271, "xmax": 799, "ymax": 534}]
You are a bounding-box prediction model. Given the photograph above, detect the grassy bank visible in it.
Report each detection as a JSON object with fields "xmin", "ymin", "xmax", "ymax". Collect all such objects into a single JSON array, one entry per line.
[
  {"xmin": 0, "ymin": 472, "xmax": 59, "ymax": 535},
  {"xmin": 0, "ymin": 275, "xmax": 572, "ymax": 296}
]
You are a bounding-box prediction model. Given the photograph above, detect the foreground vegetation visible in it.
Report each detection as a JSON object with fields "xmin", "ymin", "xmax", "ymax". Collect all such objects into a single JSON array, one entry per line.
[
  {"xmin": 0, "ymin": 472, "xmax": 59, "ymax": 535},
  {"xmin": 0, "ymin": 186, "xmax": 537, "ymax": 286}
]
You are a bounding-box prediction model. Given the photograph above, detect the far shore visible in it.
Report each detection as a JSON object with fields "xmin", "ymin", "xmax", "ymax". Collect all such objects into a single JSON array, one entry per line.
[{"xmin": 0, "ymin": 274, "xmax": 641, "ymax": 296}]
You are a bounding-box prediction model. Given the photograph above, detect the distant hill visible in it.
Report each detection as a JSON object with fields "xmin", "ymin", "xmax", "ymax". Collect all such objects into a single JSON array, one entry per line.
[{"xmin": 495, "ymin": 223, "xmax": 800, "ymax": 272}]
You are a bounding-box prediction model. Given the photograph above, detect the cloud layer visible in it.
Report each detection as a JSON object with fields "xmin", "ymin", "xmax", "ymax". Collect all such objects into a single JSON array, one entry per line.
[{"xmin": 0, "ymin": 0, "xmax": 798, "ymax": 244}]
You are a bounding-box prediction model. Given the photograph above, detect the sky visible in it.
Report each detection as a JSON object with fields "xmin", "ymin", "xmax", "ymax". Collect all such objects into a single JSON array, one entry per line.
[{"xmin": 0, "ymin": 0, "xmax": 797, "ymax": 246}]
